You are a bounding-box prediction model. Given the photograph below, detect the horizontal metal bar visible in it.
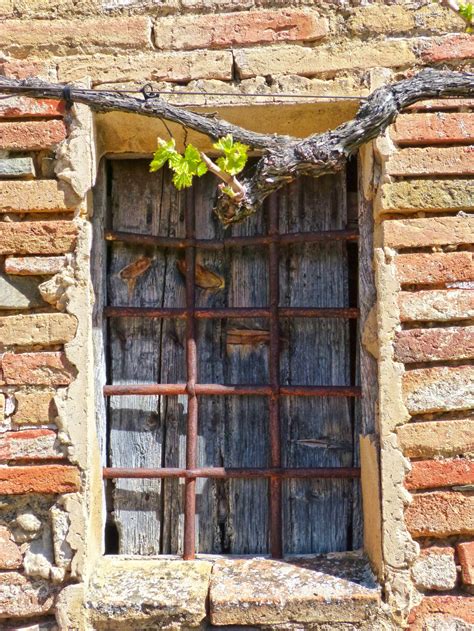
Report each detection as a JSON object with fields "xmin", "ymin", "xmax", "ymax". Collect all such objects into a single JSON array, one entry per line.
[
  {"xmin": 104, "ymin": 306, "xmax": 360, "ymax": 320},
  {"xmin": 103, "ymin": 466, "xmax": 361, "ymax": 479},
  {"xmin": 105, "ymin": 229, "xmax": 359, "ymax": 249},
  {"xmin": 103, "ymin": 384, "xmax": 361, "ymax": 397}
]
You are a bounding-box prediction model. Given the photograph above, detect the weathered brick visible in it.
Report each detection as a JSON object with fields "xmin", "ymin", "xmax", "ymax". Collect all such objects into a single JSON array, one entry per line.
[
  {"xmin": 0, "ymin": 222, "xmax": 77, "ymax": 255},
  {"xmin": 0, "ymin": 526, "xmax": 22, "ymax": 570},
  {"xmin": 0, "ymin": 17, "xmax": 151, "ymax": 56},
  {"xmin": 458, "ymin": 542, "xmax": 474, "ymax": 588},
  {"xmin": 154, "ymin": 10, "xmax": 327, "ymax": 50},
  {"xmin": 406, "ymin": 459, "xmax": 474, "ymax": 490},
  {"xmin": 405, "ymin": 492, "xmax": 474, "ymax": 538},
  {"xmin": 5, "ymin": 256, "xmax": 67, "ymax": 276},
  {"xmin": 378, "ymin": 179, "xmax": 474, "ymax": 214},
  {"xmin": 1, "ymin": 352, "xmax": 77, "ymax": 386},
  {"xmin": 403, "ymin": 366, "xmax": 474, "ymax": 415},
  {"xmin": 408, "ymin": 596, "xmax": 474, "ymax": 629},
  {"xmin": 347, "ymin": 5, "xmax": 414, "ymax": 35},
  {"xmin": 0, "ymin": 429, "xmax": 64, "ymax": 461},
  {"xmin": 394, "ymin": 327, "xmax": 474, "ymax": 363},
  {"xmin": 391, "ymin": 113, "xmax": 474, "ymax": 145},
  {"xmin": 0, "ymin": 273, "xmax": 45, "ymax": 310},
  {"xmin": 0, "ymin": 97, "xmax": 64, "ymax": 119},
  {"xmin": 399, "ymin": 290, "xmax": 474, "ymax": 322},
  {"xmin": 0, "ymin": 313, "xmax": 77, "ymax": 346},
  {"xmin": 406, "ymin": 98, "xmax": 474, "ymax": 112},
  {"xmin": 395, "ymin": 252, "xmax": 474, "ymax": 286},
  {"xmin": 383, "ymin": 216, "xmax": 474, "ymax": 249},
  {"xmin": 234, "ymin": 41, "xmax": 416, "ymax": 79},
  {"xmin": 0, "ymin": 465, "xmax": 80, "ymax": 495},
  {"xmin": 0, "ymin": 157, "xmax": 35, "ymax": 178},
  {"xmin": 422, "ymin": 34, "xmax": 474, "ymax": 63},
  {"xmin": 386, "ymin": 147, "xmax": 474, "ymax": 176},
  {"xmin": 13, "ymin": 391, "xmax": 56, "ymax": 425},
  {"xmin": 0, "ymin": 181, "xmax": 75, "ymax": 213},
  {"xmin": 411, "ymin": 547, "xmax": 457, "ymax": 591},
  {"xmin": 0, "ymin": 394, "xmax": 4, "ymax": 423},
  {"xmin": 397, "ymin": 419, "xmax": 474, "ymax": 459},
  {"xmin": 58, "ymin": 50, "xmax": 233, "ymax": 85},
  {"xmin": 0, "ymin": 120, "xmax": 66, "ymax": 151},
  {"xmin": 0, "ymin": 572, "xmax": 58, "ymax": 618}
]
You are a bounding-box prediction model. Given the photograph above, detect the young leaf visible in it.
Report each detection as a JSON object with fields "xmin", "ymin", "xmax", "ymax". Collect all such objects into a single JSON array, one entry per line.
[
  {"xmin": 149, "ymin": 138, "xmax": 177, "ymax": 172},
  {"xmin": 213, "ymin": 134, "xmax": 249, "ymax": 176}
]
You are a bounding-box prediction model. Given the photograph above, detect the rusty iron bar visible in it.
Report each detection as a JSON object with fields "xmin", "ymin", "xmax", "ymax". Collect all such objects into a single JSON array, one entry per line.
[
  {"xmin": 103, "ymin": 467, "xmax": 361, "ymax": 479},
  {"xmin": 268, "ymin": 196, "xmax": 283, "ymax": 559},
  {"xmin": 105, "ymin": 229, "xmax": 359, "ymax": 249},
  {"xmin": 103, "ymin": 306, "xmax": 360, "ymax": 319},
  {"xmin": 184, "ymin": 194, "xmax": 198, "ymax": 561},
  {"xmin": 103, "ymin": 384, "xmax": 362, "ymax": 397}
]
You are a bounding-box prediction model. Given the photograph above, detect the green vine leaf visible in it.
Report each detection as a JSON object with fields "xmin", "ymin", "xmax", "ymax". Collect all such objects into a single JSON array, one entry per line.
[
  {"xmin": 213, "ymin": 134, "xmax": 249, "ymax": 176},
  {"xmin": 459, "ymin": 2, "xmax": 473, "ymax": 31},
  {"xmin": 150, "ymin": 138, "xmax": 208, "ymax": 189},
  {"xmin": 149, "ymin": 138, "xmax": 178, "ymax": 172}
]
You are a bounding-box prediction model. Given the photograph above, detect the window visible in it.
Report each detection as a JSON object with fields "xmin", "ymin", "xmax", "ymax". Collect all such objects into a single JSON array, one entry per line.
[{"xmin": 96, "ymin": 158, "xmax": 361, "ymax": 559}]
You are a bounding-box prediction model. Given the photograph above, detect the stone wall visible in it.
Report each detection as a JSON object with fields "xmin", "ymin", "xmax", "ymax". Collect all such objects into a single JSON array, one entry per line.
[{"xmin": 0, "ymin": 0, "xmax": 473, "ymax": 629}]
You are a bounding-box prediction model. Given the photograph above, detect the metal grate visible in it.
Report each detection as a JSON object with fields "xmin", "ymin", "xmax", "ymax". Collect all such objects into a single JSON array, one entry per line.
[{"xmin": 102, "ymin": 195, "xmax": 361, "ymax": 560}]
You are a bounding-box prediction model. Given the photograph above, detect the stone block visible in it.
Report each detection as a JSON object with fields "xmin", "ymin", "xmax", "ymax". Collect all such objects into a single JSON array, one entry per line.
[
  {"xmin": 0, "ymin": 59, "xmax": 54, "ymax": 80},
  {"xmin": 406, "ymin": 459, "xmax": 474, "ymax": 490},
  {"xmin": 13, "ymin": 391, "xmax": 56, "ymax": 425},
  {"xmin": 0, "ymin": 181, "xmax": 75, "ymax": 213},
  {"xmin": 0, "ymin": 313, "xmax": 77, "ymax": 346},
  {"xmin": 0, "ymin": 465, "xmax": 80, "ymax": 495},
  {"xmin": 399, "ymin": 290, "xmax": 474, "ymax": 322},
  {"xmin": 5, "ymin": 256, "xmax": 67, "ymax": 276},
  {"xmin": 383, "ymin": 216, "xmax": 474, "ymax": 249},
  {"xmin": 0, "ymin": 394, "xmax": 4, "ymax": 422},
  {"xmin": 0, "ymin": 120, "xmax": 66, "ymax": 151},
  {"xmin": 58, "ymin": 50, "xmax": 233, "ymax": 85},
  {"xmin": 0, "ymin": 96, "xmax": 64, "ymax": 119},
  {"xmin": 378, "ymin": 179, "xmax": 474, "ymax": 214},
  {"xmin": 408, "ymin": 596, "xmax": 474, "ymax": 629},
  {"xmin": 234, "ymin": 40, "xmax": 416, "ymax": 79},
  {"xmin": 422, "ymin": 34, "xmax": 474, "ymax": 63},
  {"xmin": 0, "ymin": 273, "xmax": 45, "ymax": 310},
  {"xmin": 0, "ymin": 526, "xmax": 22, "ymax": 570},
  {"xmin": 153, "ymin": 10, "xmax": 328, "ymax": 50},
  {"xmin": 405, "ymin": 492, "xmax": 474, "ymax": 538},
  {"xmin": 347, "ymin": 5, "xmax": 415, "ymax": 35},
  {"xmin": 1, "ymin": 352, "xmax": 77, "ymax": 386},
  {"xmin": 0, "ymin": 157, "xmax": 35, "ymax": 178},
  {"xmin": 391, "ymin": 113, "xmax": 474, "ymax": 145},
  {"xmin": 402, "ymin": 366, "xmax": 474, "ymax": 415},
  {"xmin": 458, "ymin": 542, "xmax": 474, "ymax": 588},
  {"xmin": 0, "ymin": 222, "xmax": 77, "ymax": 255},
  {"xmin": 0, "ymin": 17, "xmax": 151, "ymax": 56},
  {"xmin": 397, "ymin": 419, "xmax": 474, "ymax": 459},
  {"xmin": 0, "ymin": 429, "xmax": 65, "ymax": 461},
  {"xmin": 0, "ymin": 572, "xmax": 58, "ymax": 618},
  {"xmin": 386, "ymin": 147, "xmax": 474, "ymax": 176},
  {"xmin": 209, "ymin": 553, "xmax": 380, "ymax": 625},
  {"xmin": 411, "ymin": 547, "xmax": 457, "ymax": 591},
  {"xmin": 87, "ymin": 558, "xmax": 212, "ymax": 629},
  {"xmin": 395, "ymin": 252, "xmax": 474, "ymax": 286},
  {"xmin": 394, "ymin": 327, "xmax": 474, "ymax": 363}
]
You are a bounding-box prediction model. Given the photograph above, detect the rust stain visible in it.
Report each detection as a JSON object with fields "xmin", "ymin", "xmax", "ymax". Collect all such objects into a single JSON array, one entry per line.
[
  {"xmin": 119, "ymin": 256, "xmax": 152, "ymax": 296},
  {"xmin": 227, "ymin": 328, "xmax": 271, "ymax": 346},
  {"xmin": 177, "ymin": 259, "xmax": 225, "ymax": 290}
]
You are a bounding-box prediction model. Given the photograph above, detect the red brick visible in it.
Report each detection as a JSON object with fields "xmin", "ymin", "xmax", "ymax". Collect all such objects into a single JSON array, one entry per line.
[
  {"xmin": 399, "ymin": 290, "xmax": 474, "ymax": 323},
  {"xmin": 0, "ymin": 222, "xmax": 77, "ymax": 256},
  {"xmin": 0, "ymin": 120, "xmax": 66, "ymax": 151},
  {"xmin": 392, "ymin": 113, "xmax": 474, "ymax": 145},
  {"xmin": 408, "ymin": 596, "xmax": 474, "ymax": 629},
  {"xmin": 395, "ymin": 252, "xmax": 474, "ymax": 286},
  {"xmin": 0, "ymin": 59, "xmax": 52, "ymax": 79},
  {"xmin": 406, "ymin": 98, "xmax": 474, "ymax": 112},
  {"xmin": 0, "ymin": 464, "xmax": 80, "ymax": 494},
  {"xmin": 0, "ymin": 97, "xmax": 64, "ymax": 119},
  {"xmin": 0, "ymin": 429, "xmax": 64, "ymax": 461},
  {"xmin": 0, "ymin": 526, "xmax": 22, "ymax": 570},
  {"xmin": 394, "ymin": 327, "xmax": 474, "ymax": 363},
  {"xmin": 422, "ymin": 34, "xmax": 474, "ymax": 63},
  {"xmin": 153, "ymin": 10, "xmax": 328, "ymax": 50},
  {"xmin": 458, "ymin": 542, "xmax": 474, "ymax": 587},
  {"xmin": 386, "ymin": 147, "xmax": 474, "ymax": 176},
  {"xmin": 405, "ymin": 492, "xmax": 474, "ymax": 538},
  {"xmin": 405, "ymin": 459, "xmax": 474, "ymax": 490},
  {"xmin": 1, "ymin": 352, "xmax": 76, "ymax": 386},
  {"xmin": 383, "ymin": 216, "xmax": 474, "ymax": 249}
]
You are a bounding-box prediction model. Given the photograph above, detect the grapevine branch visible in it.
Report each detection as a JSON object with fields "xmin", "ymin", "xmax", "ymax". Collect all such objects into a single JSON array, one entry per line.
[{"xmin": 0, "ymin": 69, "xmax": 473, "ymax": 224}]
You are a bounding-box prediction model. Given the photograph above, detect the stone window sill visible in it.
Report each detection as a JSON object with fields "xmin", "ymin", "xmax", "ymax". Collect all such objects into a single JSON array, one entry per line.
[{"xmin": 85, "ymin": 551, "xmax": 381, "ymax": 630}]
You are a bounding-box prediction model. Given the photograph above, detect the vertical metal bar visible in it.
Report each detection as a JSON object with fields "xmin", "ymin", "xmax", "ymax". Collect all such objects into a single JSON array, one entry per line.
[
  {"xmin": 184, "ymin": 195, "xmax": 198, "ymax": 560},
  {"xmin": 268, "ymin": 196, "xmax": 283, "ymax": 559}
]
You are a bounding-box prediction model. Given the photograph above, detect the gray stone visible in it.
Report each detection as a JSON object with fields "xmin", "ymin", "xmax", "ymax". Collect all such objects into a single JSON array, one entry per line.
[
  {"xmin": 0, "ymin": 157, "xmax": 35, "ymax": 179},
  {"xmin": 0, "ymin": 272, "xmax": 45, "ymax": 309}
]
